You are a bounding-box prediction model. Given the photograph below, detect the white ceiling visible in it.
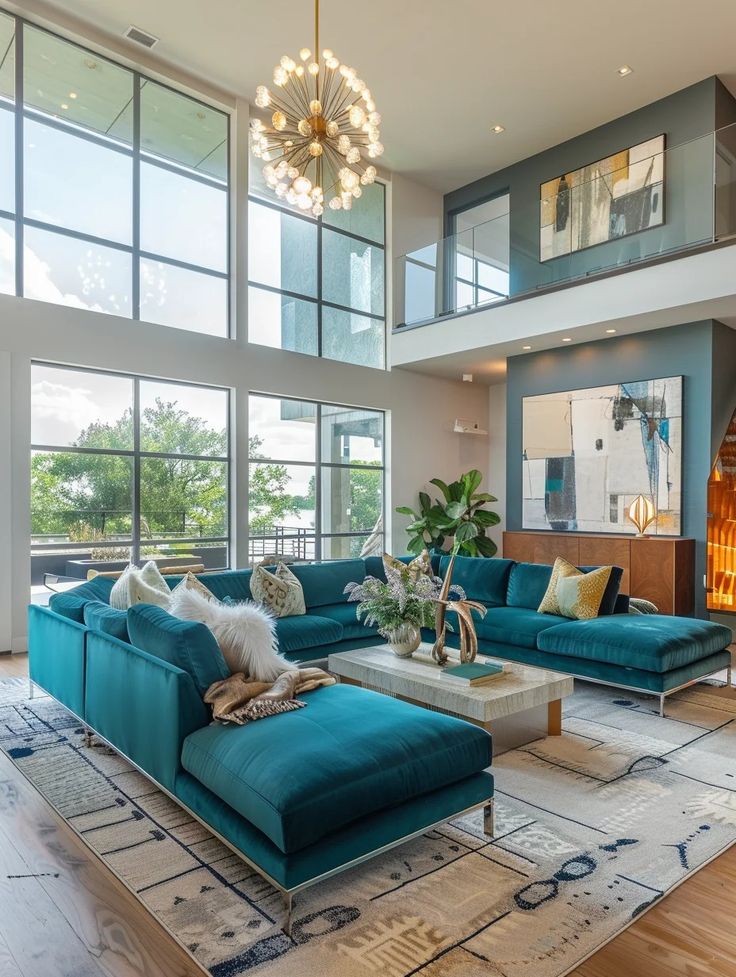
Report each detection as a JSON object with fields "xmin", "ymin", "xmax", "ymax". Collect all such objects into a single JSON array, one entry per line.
[{"xmin": 25, "ymin": 0, "xmax": 736, "ymax": 193}]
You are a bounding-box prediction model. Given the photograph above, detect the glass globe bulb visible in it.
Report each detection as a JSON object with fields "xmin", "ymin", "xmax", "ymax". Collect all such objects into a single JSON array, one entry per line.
[
  {"xmin": 300, "ymin": 47, "xmax": 311, "ymax": 61},
  {"xmin": 322, "ymin": 48, "xmax": 333, "ymax": 59},
  {"xmin": 297, "ymin": 119, "xmax": 312, "ymax": 137},
  {"xmin": 313, "ymin": 202, "xmax": 324, "ymax": 217},
  {"xmin": 373, "ymin": 142, "xmax": 384, "ymax": 156},
  {"xmin": 341, "ymin": 192, "xmax": 353, "ymax": 210},
  {"xmin": 337, "ymin": 134, "xmax": 351, "ymax": 154},
  {"xmin": 365, "ymin": 99, "xmax": 375, "ymax": 112},
  {"xmin": 309, "ymin": 99, "xmax": 323, "ymax": 116},
  {"xmin": 293, "ymin": 175, "xmax": 312, "ymax": 195},
  {"xmin": 295, "ymin": 65, "xmax": 304, "ymax": 77},
  {"xmin": 287, "ymin": 166, "xmax": 299, "ymax": 179},
  {"xmin": 255, "ymin": 86, "xmax": 271, "ymax": 108},
  {"xmin": 309, "ymin": 140, "xmax": 323, "ymax": 156},
  {"xmin": 352, "ymin": 185, "xmax": 362, "ymax": 198},
  {"xmin": 368, "ymin": 111, "xmax": 381, "ymax": 126},
  {"xmin": 272, "ymin": 110, "xmax": 287, "ymax": 131},
  {"xmin": 346, "ymin": 146, "xmax": 360, "ymax": 164},
  {"xmin": 275, "ymin": 183, "xmax": 287, "ymax": 197},
  {"xmin": 326, "ymin": 120, "xmax": 339, "ymax": 137},
  {"xmin": 349, "ymin": 105, "xmax": 365, "ymax": 127},
  {"xmin": 286, "ymin": 189, "xmax": 297, "ymax": 204},
  {"xmin": 273, "ymin": 66, "xmax": 288, "ymax": 86},
  {"xmin": 328, "ymin": 196, "xmax": 342, "ymax": 210},
  {"xmin": 276, "ymin": 160, "xmax": 288, "ymax": 177},
  {"xmin": 326, "ymin": 57, "xmax": 339, "ymax": 70},
  {"xmin": 340, "ymin": 168, "xmax": 359, "ymax": 190},
  {"xmin": 311, "ymin": 185, "xmax": 324, "ymax": 200},
  {"xmin": 296, "ymin": 193, "xmax": 312, "ymax": 210},
  {"xmin": 308, "ymin": 62, "xmax": 319, "ymax": 76},
  {"xmin": 280, "ymin": 56, "xmax": 296, "ymax": 72},
  {"xmin": 367, "ymin": 125, "xmax": 380, "ymax": 142}
]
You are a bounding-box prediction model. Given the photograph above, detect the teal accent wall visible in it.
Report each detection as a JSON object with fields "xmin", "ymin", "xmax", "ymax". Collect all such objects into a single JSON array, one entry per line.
[
  {"xmin": 506, "ymin": 321, "xmax": 736, "ymax": 618},
  {"xmin": 444, "ymin": 78, "xmax": 735, "ymax": 295}
]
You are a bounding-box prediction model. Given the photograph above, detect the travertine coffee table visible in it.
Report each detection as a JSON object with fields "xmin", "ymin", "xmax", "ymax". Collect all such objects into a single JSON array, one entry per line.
[{"xmin": 328, "ymin": 643, "xmax": 574, "ymax": 754}]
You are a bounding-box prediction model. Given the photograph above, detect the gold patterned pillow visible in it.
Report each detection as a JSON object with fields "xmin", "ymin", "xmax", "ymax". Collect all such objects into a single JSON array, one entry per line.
[
  {"xmin": 383, "ymin": 549, "xmax": 432, "ymax": 583},
  {"xmin": 170, "ymin": 571, "xmax": 215, "ymax": 602},
  {"xmin": 250, "ymin": 562, "xmax": 306, "ymax": 618},
  {"xmin": 538, "ymin": 556, "xmax": 612, "ymax": 620}
]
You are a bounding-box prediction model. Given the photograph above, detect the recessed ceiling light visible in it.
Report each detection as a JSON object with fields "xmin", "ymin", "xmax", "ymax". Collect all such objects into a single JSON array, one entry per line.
[
  {"xmin": 562, "ymin": 337, "xmax": 572, "ymax": 342},
  {"xmin": 606, "ymin": 328, "xmax": 617, "ymax": 334},
  {"xmin": 69, "ymin": 91, "xmax": 78, "ymax": 99},
  {"xmin": 522, "ymin": 345, "xmax": 531, "ymax": 351},
  {"xmin": 462, "ymin": 373, "xmax": 473, "ymax": 382},
  {"xmin": 60, "ymin": 102, "xmax": 69, "ymax": 110},
  {"xmin": 617, "ymin": 64, "xmax": 633, "ymax": 77},
  {"xmin": 491, "ymin": 124, "xmax": 505, "ymax": 134}
]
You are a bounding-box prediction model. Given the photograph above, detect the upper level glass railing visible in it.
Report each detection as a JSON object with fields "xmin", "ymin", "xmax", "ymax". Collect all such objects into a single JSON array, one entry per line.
[{"xmin": 395, "ymin": 124, "xmax": 736, "ymax": 328}]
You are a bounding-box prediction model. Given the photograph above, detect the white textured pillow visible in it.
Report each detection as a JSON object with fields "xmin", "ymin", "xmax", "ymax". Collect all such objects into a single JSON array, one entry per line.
[
  {"xmin": 250, "ymin": 562, "xmax": 306, "ymax": 618},
  {"xmin": 109, "ymin": 561, "xmax": 171, "ymax": 610},
  {"xmin": 170, "ymin": 586, "xmax": 288, "ymax": 681}
]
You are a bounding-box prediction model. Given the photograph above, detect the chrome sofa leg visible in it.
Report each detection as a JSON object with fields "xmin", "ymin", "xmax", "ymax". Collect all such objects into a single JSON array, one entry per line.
[
  {"xmin": 83, "ymin": 727, "xmax": 94, "ymax": 748},
  {"xmin": 28, "ymin": 679, "xmax": 34, "ymax": 700},
  {"xmin": 483, "ymin": 799, "xmax": 495, "ymax": 838},
  {"xmin": 282, "ymin": 891, "xmax": 295, "ymax": 938},
  {"xmin": 726, "ymin": 665, "xmax": 732, "ymax": 688},
  {"xmin": 659, "ymin": 693, "xmax": 665, "ymax": 718}
]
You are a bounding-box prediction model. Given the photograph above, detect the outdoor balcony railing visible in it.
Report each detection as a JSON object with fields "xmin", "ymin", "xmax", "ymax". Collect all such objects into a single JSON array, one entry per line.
[{"xmin": 394, "ymin": 124, "xmax": 736, "ymax": 328}]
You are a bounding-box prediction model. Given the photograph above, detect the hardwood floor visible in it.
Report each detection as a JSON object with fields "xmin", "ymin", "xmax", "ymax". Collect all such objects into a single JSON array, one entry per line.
[
  {"xmin": 0, "ymin": 653, "xmax": 207, "ymax": 977},
  {"xmin": 1, "ymin": 652, "xmax": 734, "ymax": 976}
]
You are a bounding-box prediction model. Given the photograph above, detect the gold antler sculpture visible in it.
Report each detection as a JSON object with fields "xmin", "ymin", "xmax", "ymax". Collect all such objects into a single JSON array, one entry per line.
[{"xmin": 431, "ymin": 554, "xmax": 487, "ymax": 665}]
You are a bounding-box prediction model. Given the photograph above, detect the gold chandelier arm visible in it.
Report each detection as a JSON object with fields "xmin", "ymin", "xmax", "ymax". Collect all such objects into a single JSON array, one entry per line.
[{"xmin": 314, "ymin": 0, "xmax": 320, "ymax": 99}]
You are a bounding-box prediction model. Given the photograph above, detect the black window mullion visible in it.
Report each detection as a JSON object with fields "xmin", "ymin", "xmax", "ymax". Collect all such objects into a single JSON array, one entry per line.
[
  {"xmin": 315, "ymin": 402, "xmax": 322, "ymax": 560},
  {"xmin": 14, "ymin": 15, "xmax": 22, "ymax": 298},
  {"xmin": 317, "ymin": 217, "xmax": 323, "ymax": 358},
  {"xmin": 132, "ymin": 377, "xmax": 141, "ymax": 563},
  {"xmin": 132, "ymin": 72, "xmax": 141, "ymax": 321}
]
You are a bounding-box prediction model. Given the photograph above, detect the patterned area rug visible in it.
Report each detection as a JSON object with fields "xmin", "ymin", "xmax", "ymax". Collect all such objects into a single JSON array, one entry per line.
[{"xmin": 1, "ymin": 676, "xmax": 736, "ymax": 977}]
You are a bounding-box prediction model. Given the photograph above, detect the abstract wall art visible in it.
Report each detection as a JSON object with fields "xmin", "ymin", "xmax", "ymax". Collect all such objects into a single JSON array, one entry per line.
[
  {"xmin": 540, "ymin": 135, "xmax": 665, "ymax": 262},
  {"xmin": 522, "ymin": 376, "xmax": 682, "ymax": 535}
]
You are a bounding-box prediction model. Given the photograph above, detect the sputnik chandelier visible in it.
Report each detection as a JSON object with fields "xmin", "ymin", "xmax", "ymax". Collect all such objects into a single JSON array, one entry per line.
[{"xmin": 249, "ymin": 0, "xmax": 383, "ymax": 217}]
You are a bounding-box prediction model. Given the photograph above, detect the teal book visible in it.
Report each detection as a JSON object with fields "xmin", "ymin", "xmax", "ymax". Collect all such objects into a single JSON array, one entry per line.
[{"xmin": 441, "ymin": 662, "xmax": 504, "ymax": 686}]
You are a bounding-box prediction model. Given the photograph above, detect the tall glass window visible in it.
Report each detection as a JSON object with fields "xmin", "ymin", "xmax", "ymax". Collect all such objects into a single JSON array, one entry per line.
[
  {"xmin": 248, "ymin": 394, "xmax": 384, "ymax": 562},
  {"xmin": 248, "ymin": 171, "xmax": 386, "ymax": 369},
  {"xmin": 30, "ymin": 364, "xmax": 230, "ymax": 586},
  {"xmin": 0, "ymin": 14, "xmax": 229, "ymax": 335}
]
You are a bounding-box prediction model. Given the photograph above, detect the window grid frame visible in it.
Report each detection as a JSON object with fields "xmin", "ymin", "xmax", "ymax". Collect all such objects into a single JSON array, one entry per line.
[
  {"xmin": 247, "ymin": 187, "xmax": 387, "ymax": 369},
  {"xmin": 30, "ymin": 362, "xmax": 232, "ymax": 569},
  {"xmin": 248, "ymin": 391, "xmax": 386, "ymax": 562},
  {"xmin": 4, "ymin": 12, "xmax": 231, "ymax": 335}
]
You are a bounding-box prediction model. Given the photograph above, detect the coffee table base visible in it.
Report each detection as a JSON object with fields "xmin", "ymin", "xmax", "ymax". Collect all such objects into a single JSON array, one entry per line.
[{"xmin": 338, "ymin": 676, "xmax": 563, "ymax": 755}]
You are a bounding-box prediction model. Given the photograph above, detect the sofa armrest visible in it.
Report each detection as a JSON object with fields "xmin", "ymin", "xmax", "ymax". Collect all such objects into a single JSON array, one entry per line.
[
  {"xmin": 28, "ymin": 605, "xmax": 87, "ymax": 717},
  {"xmin": 85, "ymin": 631, "xmax": 209, "ymax": 792}
]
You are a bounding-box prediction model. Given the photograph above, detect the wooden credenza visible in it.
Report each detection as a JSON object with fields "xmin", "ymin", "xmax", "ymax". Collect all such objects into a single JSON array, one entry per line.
[{"xmin": 502, "ymin": 531, "xmax": 695, "ymax": 616}]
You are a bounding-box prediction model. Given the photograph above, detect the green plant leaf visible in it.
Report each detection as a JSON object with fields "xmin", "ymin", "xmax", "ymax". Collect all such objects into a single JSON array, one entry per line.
[
  {"xmin": 395, "ymin": 506, "xmax": 417, "ymax": 517},
  {"xmin": 461, "ymin": 469, "xmax": 483, "ymax": 496},
  {"xmin": 473, "ymin": 509, "xmax": 501, "ymax": 527},
  {"xmin": 448, "ymin": 480, "xmax": 465, "ymax": 502},
  {"xmin": 406, "ymin": 536, "xmax": 425, "ymax": 554},
  {"xmin": 418, "ymin": 491, "xmax": 432, "ymax": 513},
  {"xmin": 429, "ymin": 477, "xmax": 452, "ymax": 502},
  {"xmin": 460, "ymin": 539, "xmax": 478, "ymax": 557},
  {"xmin": 444, "ymin": 501, "xmax": 466, "ymax": 520},
  {"xmin": 455, "ymin": 520, "xmax": 479, "ymax": 544},
  {"xmin": 472, "ymin": 492, "xmax": 498, "ymax": 503},
  {"xmin": 475, "ymin": 534, "xmax": 498, "ymax": 557}
]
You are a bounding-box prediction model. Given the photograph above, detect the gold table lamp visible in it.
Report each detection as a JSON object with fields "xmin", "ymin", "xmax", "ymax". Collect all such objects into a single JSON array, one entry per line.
[{"xmin": 628, "ymin": 495, "xmax": 656, "ymax": 536}]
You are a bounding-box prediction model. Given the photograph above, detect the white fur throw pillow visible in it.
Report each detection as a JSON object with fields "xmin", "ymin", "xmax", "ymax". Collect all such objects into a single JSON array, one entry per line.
[
  {"xmin": 110, "ymin": 561, "xmax": 171, "ymax": 610},
  {"xmin": 169, "ymin": 587, "xmax": 288, "ymax": 681}
]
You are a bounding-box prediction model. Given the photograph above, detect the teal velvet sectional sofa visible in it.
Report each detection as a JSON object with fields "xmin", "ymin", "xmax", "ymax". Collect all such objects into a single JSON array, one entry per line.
[
  {"xmin": 27, "ymin": 558, "xmax": 496, "ymax": 931},
  {"xmin": 27, "ymin": 554, "xmax": 732, "ymax": 929}
]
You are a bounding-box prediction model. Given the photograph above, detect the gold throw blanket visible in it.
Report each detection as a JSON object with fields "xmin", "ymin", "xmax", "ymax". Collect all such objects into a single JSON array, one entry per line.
[{"xmin": 204, "ymin": 668, "xmax": 336, "ymax": 724}]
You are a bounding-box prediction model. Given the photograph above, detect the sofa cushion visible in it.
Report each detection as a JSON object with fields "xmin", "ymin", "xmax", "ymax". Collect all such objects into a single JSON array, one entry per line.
[
  {"xmin": 181, "ymin": 682, "xmax": 492, "ymax": 854},
  {"xmin": 476, "ymin": 606, "xmax": 572, "ymax": 649},
  {"xmin": 189, "ymin": 570, "xmax": 253, "ymax": 603},
  {"xmin": 48, "ymin": 576, "xmax": 115, "ymax": 622},
  {"xmin": 364, "ymin": 552, "xmax": 442, "ymax": 581},
  {"xmin": 274, "ymin": 614, "xmax": 343, "ymax": 654},
  {"xmin": 439, "ymin": 556, "xmax": 515, "ymax": 606},
  {"xmin": 308, "ymin": 602, "xmax": 380, "ymax": 640},
  {"xmin": 290, "ymin": 560, "xmax": 366, "ymax": 608},
  {"xmin": 127, "ymin": 604, "xmax": 229, "ymax": 695},
  {"xmin": 507, "ymin": 562, "xmax": 623, "ymax": 616},
  {"xmin": 538, "ymin": 614, "xmax": 733, "ymax": 673},
  {"xmin": 83, "ymin": 601, "xmax": 129, "ymax": 642}
]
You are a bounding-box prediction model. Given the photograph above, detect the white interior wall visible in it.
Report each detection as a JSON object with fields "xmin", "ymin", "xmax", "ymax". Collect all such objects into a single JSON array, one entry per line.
[
  {"xmin": 487, "ymin": 382, "xmax": 507, "ymax": 553},
  {"xmin": 0, "ymin": 278, "xmax": 488, "ymax": 653}
]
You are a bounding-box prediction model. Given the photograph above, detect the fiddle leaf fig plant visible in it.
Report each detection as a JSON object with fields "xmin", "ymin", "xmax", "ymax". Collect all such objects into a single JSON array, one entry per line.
[{"xmin": 396, "ymin": 469, "xmax": 500, "ymax": 558}]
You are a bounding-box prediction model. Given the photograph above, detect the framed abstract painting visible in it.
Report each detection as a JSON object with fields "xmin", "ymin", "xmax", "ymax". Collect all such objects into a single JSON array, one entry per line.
[
  {"xmin": 522, "ymin": 376, "xmax": 682, "ymax": 535},
  {"xmin": 540, "ymin": 135, "xmax": 665, "ymax": 262}
]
